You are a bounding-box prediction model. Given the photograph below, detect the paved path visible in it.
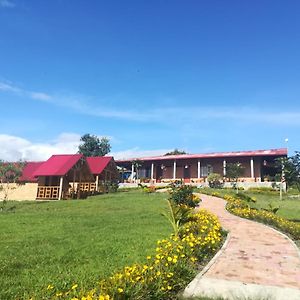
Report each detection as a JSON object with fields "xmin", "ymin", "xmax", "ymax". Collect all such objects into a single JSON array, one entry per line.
[{"xmin": 184, "ymin": 194, "xmax": 300, "ymax": 299}]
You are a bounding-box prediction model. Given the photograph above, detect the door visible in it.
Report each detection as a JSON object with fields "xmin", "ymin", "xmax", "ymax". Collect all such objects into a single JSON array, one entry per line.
[{"xmin": 183, "ymin": 166, "xmax": 190, "ymax": 183}]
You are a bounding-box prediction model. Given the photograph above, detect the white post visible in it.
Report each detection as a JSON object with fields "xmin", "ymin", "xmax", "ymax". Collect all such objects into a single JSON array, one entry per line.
[
  {"xmin": 173, "ymin": 160, "xmax": 176, "ymax": 180},
  {"xmin": 131, "ymin": 163, "xmax": 134, "ymax": 182},
  {"xmin": 95, "ymin": 175, "xmax": 99, "ymax": 192},
  {"xmin": 250, "ymin": 158, "xmax": 254, "ymax": 179},
  {"xmin": 151, "ymin": 163, "xmax": 154, "ymax": 180},
  {"xmin": 197, "ymin": 160, "xmax": 201, "ymax": 179},
  {"xmin": 223, "ymin": 160, "xmax": 226, "ymax": 176},
  {"xmin": 58, "ymin": 176, "xmax": 63, "ymax": 200}
]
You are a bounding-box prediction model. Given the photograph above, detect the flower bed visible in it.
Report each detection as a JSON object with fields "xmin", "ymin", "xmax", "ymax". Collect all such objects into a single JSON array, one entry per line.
[
  {"xmin": 198, "ymin": 188, "xmax": 300, "ymax": 241},
  {"xmin": 224, "ymin": 194, "xmax": 300, "ymax": 240},
  {"xmin": 44, "ymin": 209, "xmax": 222, "ymax": 300}
]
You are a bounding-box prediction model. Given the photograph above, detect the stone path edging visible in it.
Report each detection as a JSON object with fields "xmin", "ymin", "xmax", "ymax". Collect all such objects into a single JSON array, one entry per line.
[{"xmin": 195, "ymin": 232, "xmax": 231, "ymax": 279}]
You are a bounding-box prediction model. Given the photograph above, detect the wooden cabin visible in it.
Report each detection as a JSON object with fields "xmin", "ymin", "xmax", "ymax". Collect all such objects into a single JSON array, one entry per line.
[
  {"xmin": 86, "ymin": 156, "xmax": 119, "ymax": 193},
  {"xmin": 34, "ymin": 154, "xmax": 94, "ymax": 200}
]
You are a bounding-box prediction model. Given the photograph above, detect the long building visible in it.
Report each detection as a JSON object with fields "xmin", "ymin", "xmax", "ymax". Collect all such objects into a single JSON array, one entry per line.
[{"xmin": 116, "ymin": 148, "xmax": 287, "ymax": 183}]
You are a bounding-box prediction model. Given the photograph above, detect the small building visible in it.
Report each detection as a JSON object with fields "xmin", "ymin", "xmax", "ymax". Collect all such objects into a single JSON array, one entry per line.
[
  {"xmin": 86, "ymin": 156, "xmax": 119, "ymax": 192},
  {"xmin": 116, "ymin": 148, "xmax": 287, "ymax": 184},
  {"xmin": 34, "ymin": 154, "xmax": 94, "ymax": 200}
]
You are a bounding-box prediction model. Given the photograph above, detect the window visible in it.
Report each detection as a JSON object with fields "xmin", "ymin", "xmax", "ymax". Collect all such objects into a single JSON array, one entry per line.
[{"xmin": 200, "ymin": 165, "xmax": 213, "ymax": 177}]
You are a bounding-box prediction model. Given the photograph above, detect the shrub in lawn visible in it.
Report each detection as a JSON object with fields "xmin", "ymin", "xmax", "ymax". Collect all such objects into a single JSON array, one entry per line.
[
  {"xmin": 232, "ymin": 192, "xmax": 256, "ymax": 203},
  {"xmin": 207, "ymin": 173, "xmax": 223, "ymax": 189},
  {"xmin": 45, "ymin": 210, "xmax": 223, "ymax": 300},
  {"xmin": 162, "ymin": 200, "xmax": 193, "ymax": 236},
  {"xmin": 169, "ymin": 184, "xmax": 200, "ymax": 208}
]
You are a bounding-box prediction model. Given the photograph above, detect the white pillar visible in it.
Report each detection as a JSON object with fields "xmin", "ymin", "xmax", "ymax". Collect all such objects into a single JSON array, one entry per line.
[
  {"xmin": 250, "ymin": 158, "xmax": 254, "ymax": 178},
  {"xmin": 151, "ymin": 163, "xmax": 154, "ymax": 180},
  {"xmin": 95, "ymin": 175, "xmax": 99, "ymax": 192},
  {"xmin": 197, "ymin": 160, "xmax": 201, "ymax": 179},
  {"xmin": 173, "ymin": 160, "xmax": 176, "ymax": 180},
  {"xmin": 58, "ymin": 176, "xmax": 63, "ymax": 200},
  {"xmin": 223, "ymin": 160, "xmax": 226, "ymax": 176},
  {"xmin": 131, "ymin": 163, "xmax": 134, "ymax": 181}
]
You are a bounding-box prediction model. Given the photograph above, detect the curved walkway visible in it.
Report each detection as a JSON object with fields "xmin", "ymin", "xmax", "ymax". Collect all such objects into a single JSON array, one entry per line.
[{"xmin": 184, "ymin": 194, "xmax": 300, "ymax": 300}]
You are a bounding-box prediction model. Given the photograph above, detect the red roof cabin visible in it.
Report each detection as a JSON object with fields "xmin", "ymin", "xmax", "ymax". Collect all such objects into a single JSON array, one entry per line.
[
  {"xmin": 34, "ymin": 154, "xmax": 94, "ymax": 200},
  {"xmin": 86, "ymin": 156, "xmax": 119, "ymax": 193}
]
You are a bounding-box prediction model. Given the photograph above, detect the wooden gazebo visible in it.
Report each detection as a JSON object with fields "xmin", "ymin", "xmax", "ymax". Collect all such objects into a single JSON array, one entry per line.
[{"xmin": 34, "ymin": 154, "xmax": 94, "ymax": 200}]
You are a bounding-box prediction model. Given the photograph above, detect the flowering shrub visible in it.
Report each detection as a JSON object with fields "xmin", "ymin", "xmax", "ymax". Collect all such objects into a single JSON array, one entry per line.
[
  {"xmin": 224, "ymin": 195, "xmax": 300, "ymax": 240},
  {"xmin": 44, "ymin": 210, "xmax": 223, "ymax": 300},
  {"xmin": 169, "ymin": 184, "xmax": 200, "ymax": 208}
]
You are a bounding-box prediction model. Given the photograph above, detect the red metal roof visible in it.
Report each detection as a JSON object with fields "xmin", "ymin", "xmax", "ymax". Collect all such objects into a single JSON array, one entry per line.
[
  {"xmin": 86, "ymin": 156, "xmax": 112, "ymax": 175},
  {"xmin": 19, "ymin": 162, "xmax": 45, "ymax": 182},
  {"xmin": 34, "ymin": 154, "xmax": 84, "ymax": 176},
  {"xmin": 116, "ymin": 148, "xmax": 288, "ymax": 163}
]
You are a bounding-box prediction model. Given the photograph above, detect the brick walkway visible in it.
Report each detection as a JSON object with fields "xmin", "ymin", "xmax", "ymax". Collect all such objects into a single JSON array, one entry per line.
[
  {"xmin": 198, "ymin": 194, "xmax": 300, "ymax": 289},
  {"xmin": 184, "ymin": 194, "xmax": 300, "ymax": 299}
]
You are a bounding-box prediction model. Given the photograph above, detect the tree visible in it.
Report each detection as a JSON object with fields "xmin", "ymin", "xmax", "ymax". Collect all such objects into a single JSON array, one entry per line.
[
  {"xmin": 132, "ymin": 160, "xmax": 142, "ymax": 180},
  {"xmin": 78, "ymin": 134, "xmax": 111, "ymax": 157},
  {"xmin": 207, "ymin": 172, "xmax": 223, "ymax": 189},
  {"xmin": 0, "ymin": 161, "xmax": 25, "ymax": 211},
  {"xmin": 164, "ymin": 149, "xmax": 187, "ymax": 156},
  {"xmin": 225, "ymin": 162, "xmax": 244, "ymax": 193},
  {"xmin": 276, "ymin": 152, "xmax": 300, "ymax": 193}
]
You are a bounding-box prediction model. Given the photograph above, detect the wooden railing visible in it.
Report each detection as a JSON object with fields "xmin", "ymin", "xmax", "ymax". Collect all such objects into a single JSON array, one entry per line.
[
  {"xmin": 78, "ymin": 182, "xmax": 96, "ymax": 192},
  {"xmin": 37, "ymin": 186, "xmax": 60, "ymax": 199}
]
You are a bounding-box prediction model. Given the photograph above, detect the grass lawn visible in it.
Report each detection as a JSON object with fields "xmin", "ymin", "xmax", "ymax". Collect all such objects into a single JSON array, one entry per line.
[{"xmin": 0, "ymin": 190, "xmax": 172, "ymax": 300}]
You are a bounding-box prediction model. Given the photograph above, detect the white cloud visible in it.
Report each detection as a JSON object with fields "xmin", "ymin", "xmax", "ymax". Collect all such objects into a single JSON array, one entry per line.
[
  {"xmin": 1, "ymin": 80, "xmax": 300, "ymax": 126},
  {"xmin": 0, "ymin": 133, "xmax": 171, "ymax": 162},
  {"xmin": 0, "ymin": 133, "xmax": 81, "ymax": 161},
  {"xmin": 111, "ymin": 147, "xmax": 172, "ymax": 160},
  {"xmin": 0, "ymin": 82, "xmax": 20, "ymax": 93},
  {"xmin": 0, "ymin": 0, "xmax": 15, "ymax": 8},
  {"xmin": 30, "ymin": 92, "xmax": 52, "ymax": 101}
]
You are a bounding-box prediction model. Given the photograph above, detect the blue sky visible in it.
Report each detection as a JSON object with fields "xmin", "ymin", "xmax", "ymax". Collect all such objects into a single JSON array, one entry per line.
[{"xmin": 0, "ymin": 0, "xmax": 299, "ymax": 161}]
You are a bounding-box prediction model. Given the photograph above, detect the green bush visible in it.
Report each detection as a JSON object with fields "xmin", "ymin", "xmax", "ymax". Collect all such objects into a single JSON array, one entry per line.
[
  {"xmin": 169, "ymin": 184, "xmax": 199, "ymax": 208},
  {"xmin": 232, "ymin": 192, "xmax": 256, "ymax": 203},
  {"xmin": 207, "ymin": 173, "xmax": 223, "ymax": 189}
]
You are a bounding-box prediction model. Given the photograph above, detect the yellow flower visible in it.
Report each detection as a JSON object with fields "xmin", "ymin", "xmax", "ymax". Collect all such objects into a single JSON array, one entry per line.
[
  {"xmin": 71, "ymin": 284, "xmax": 78, "ymax": 290},
  {"xmin": 117, "ymin": 288, "xmax": 124, "ymax": 293},
  {"xmin": 47, "ymin": 284, "xmax": 54, "ymax": 290}
]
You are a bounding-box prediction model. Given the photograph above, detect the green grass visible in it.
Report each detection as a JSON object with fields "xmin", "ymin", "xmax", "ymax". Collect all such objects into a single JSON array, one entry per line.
[{"xmin": 0, "ymin": 190, "xmax": 172, "ymax": 299}]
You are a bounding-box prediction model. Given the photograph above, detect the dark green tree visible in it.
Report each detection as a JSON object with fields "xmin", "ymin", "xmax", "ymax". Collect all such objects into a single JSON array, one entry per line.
[
  {"xmin": 78, "ymin": 134, "xmax": 111, "ymax": 157},
  {"xmin": 164, "ymin": 149, "xmax": 187, "ymax": 156}
]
